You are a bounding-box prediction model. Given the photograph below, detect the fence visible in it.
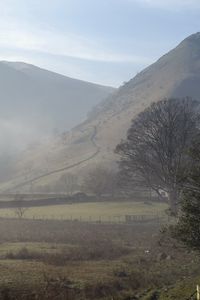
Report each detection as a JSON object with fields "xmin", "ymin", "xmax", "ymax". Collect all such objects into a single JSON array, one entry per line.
[{"xmin": 0, "ymin": 213, "xmax": 175, "ymax": 225}]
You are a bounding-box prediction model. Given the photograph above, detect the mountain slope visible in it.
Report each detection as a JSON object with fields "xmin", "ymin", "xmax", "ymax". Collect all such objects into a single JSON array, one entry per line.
[
  {"xmin": 0, "ymin": 61, "xmax": 114, "ymax": 143},
  {"xmin": 2, "ymin": 32, "xmax": 200, "ymax": 192}
]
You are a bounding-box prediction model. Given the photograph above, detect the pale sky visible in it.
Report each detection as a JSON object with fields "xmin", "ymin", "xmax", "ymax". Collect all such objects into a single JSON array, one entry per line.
[{"xmin": 0, "ymin": 0, "xmax": 199, "ymax": 86}]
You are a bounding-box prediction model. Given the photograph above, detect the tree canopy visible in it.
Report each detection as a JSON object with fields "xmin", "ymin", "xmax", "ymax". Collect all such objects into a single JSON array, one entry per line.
[
  {"xmin": 170, "ymin": 139, "xmax": 200, "ymax": 251},
  {"xmin": 82, "ymin": 166, "xmax": 117, "ymax": 197},
  {"xmin": 115, "ymin": 97, "xmax": 200, "ymax": 213}
]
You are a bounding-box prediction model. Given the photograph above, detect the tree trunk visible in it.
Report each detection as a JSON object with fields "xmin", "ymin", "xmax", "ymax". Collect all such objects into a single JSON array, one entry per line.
[{"xmin": 168, "ymin": 189, "xmax": 178, "ymax": 215}]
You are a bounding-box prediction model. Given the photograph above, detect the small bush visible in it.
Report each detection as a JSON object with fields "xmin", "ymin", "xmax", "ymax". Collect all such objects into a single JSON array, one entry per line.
[
  {"xmin": 43, "ymin": 242, "xmax": 131, "ymax": 266},
  {"xmin": 5, "ymin": 247, "xmax": 43, "ymax": 260}
]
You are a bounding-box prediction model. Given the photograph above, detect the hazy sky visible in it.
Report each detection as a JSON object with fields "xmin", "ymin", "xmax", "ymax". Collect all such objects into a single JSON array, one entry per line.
[{"xmin": 0, "ymin": 0, "xmax": 199, "ymax": 86}]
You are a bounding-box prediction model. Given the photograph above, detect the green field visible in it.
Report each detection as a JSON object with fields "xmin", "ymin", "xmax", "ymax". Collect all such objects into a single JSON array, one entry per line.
[{"xmin": 0, "ymin": 201, "xmax": 168, "ymax": 222}]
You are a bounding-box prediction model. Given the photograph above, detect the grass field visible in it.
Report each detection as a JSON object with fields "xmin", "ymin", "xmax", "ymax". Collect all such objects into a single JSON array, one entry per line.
[
  {"xmin": 0, "ymin": 218, "xmax": 198, "ymax": 299},
  {"xmin": 0, "ymin": 201, "xmax": 168, "ymax": 222},
  {"xmin": 0, "ymin": 200, "xmax": 196, "ymax": 300}
]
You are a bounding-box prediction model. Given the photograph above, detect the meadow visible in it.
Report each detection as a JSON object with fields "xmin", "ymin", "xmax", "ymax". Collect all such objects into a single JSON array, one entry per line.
[
  {"xmin": 0, "ymin": 200, "xmax": 197, "ymax": 299},
  {"xmin": 0, "ymin": 200, "xmax": 168, "ymax": 222},
  {"xmin": 0, "ymin": 217, "xmax": 198, "ymax": 299}
]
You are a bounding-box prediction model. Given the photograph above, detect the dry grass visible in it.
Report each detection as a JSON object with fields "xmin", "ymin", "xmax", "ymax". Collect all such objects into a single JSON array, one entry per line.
[{"xmin": 0, "ymin": 218, "xmax": 198, "ymax": 299}]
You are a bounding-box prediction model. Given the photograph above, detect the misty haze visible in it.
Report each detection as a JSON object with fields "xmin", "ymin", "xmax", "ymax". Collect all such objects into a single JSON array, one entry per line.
[{"xmin": 0, "ymin": 1, "xmax": 200, "ymax": 300}]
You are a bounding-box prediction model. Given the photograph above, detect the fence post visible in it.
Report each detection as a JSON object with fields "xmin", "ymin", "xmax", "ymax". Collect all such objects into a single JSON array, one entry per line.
[{"xmin": 197, "ymin": 285, "xmax": 200, "ymax": 300}]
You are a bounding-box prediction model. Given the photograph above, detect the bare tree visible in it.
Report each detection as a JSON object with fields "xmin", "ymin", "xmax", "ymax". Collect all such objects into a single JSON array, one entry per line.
[
  {"xmin": 13, "ymin": 194, "xmax": 28, "ymax": 219},
  {"xmin": 60, "ymin": 173, "xmax": 77, "ymax": 195},
  {"xmin": 82, "ymin": 166, "xmax": 118, "ymax": 197},
  {"xmin": 115, "ymin": 98, "xmax": 200, "ymax": 214}
]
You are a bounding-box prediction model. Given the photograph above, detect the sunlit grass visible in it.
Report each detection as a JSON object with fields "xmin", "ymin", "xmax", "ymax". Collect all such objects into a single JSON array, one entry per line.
[{"xmin": 0, "ymin": 201, "xmax": 168, "ymax": 222}]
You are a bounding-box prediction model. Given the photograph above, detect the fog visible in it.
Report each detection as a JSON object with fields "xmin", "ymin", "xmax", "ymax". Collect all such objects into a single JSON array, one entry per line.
[
  {"xmin": 0, "ymin": 61, "xmax": 114, "ymax": 179},
  {"xmin": 0, "ymin": 61, "xmax": 115, "ymax": 186}
]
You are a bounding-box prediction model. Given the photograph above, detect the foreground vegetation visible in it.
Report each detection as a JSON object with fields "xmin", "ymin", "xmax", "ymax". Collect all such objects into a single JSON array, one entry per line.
[{"xmin": 0, "ymin": 217, "xmax": 198, "ymax": 299}]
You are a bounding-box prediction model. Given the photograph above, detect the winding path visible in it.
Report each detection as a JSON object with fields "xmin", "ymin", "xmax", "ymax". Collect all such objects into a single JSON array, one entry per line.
[{"xmin": 5, "ymin": 125, "xmax": 100, "ymax": 192}]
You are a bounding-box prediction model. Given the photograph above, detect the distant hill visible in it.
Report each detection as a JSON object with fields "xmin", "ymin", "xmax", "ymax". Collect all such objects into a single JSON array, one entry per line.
[
  {"xmin": 0, "ymin": 61, "xmax": 115, "ymax": 147},
  {"xmin": 2, "ymin": 32, "xmax": 200, "ymax": 192}
]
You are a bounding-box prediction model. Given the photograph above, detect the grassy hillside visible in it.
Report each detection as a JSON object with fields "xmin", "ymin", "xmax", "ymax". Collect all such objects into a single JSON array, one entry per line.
[
  {"xmin": 0, "ymin": 61, "xmax": 115, "ymax": 132},
  {"xmin": 3, "ymin": 33, "xmax": 200, "ymax": 192}
]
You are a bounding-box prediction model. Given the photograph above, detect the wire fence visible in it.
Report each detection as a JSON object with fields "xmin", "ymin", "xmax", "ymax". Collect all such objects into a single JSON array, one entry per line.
[{"xmin": 0, "ymin": 213, "xmax": 176, "ymax": 225}]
